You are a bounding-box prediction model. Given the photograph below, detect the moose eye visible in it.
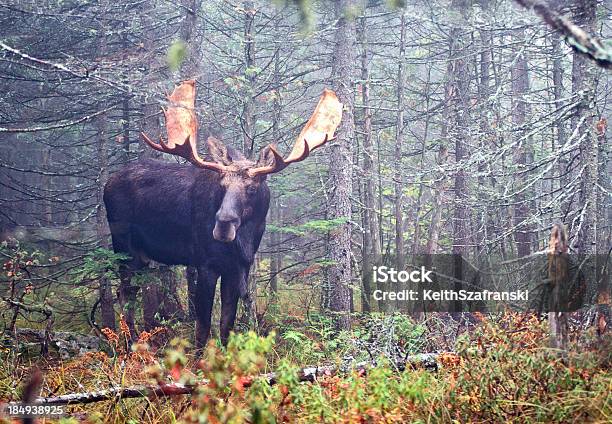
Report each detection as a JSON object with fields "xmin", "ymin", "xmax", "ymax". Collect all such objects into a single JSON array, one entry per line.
[{"xmin": 247, "ymin": 185, "xmax": 257, "ymax": 195}]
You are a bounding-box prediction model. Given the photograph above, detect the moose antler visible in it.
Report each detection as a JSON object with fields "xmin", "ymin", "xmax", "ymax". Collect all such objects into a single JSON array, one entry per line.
[
  {"xmin": 248, "ymin": 89, "xmax": 343, "ymax": 177},
  {"xmin": 141, "ymin": 80, "xmax": 228, "ymax": 173}
]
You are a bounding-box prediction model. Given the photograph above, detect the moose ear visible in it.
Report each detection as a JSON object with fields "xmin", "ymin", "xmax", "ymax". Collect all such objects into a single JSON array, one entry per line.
[
  {"xmin": 256, "ymin": 145, "xmax": 276, "ymax": 168},
  {"xmin": 207, "ymin": 136, "xmax": 232, "ymax": 165}
]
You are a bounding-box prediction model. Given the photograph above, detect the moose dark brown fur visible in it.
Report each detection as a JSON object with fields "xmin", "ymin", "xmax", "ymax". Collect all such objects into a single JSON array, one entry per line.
[
  {"xmin": 104, "ymin": 146, "xmax": 270, "ymax": 346},
  {"xmin": 103, "ymin": 80, "xmax": 342, "ymax": 346}
]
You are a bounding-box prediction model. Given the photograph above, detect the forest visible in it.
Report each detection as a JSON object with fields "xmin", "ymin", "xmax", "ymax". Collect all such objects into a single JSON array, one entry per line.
[{"xmin": 0, "ymin": 0, "xmax": 610, "ymax": 422}]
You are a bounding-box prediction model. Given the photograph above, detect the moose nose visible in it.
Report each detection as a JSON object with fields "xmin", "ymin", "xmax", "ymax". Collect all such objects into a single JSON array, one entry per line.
[
  {"xmin": 213, "ymin": 211, "xmax": 240, "ymax": 243},
  {"xmin": 215, "ymin": 210, "xmax": 240, "ymax": 225}
]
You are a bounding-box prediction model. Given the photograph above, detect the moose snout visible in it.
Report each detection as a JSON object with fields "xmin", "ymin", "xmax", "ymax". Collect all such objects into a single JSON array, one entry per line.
[
  {"xmin": 215, "ymin": 209, "xmax": 240, "ymax": 224},
  {"xmin": 213, "ymin": 211, "xmax": 241, "ymax": 242}
]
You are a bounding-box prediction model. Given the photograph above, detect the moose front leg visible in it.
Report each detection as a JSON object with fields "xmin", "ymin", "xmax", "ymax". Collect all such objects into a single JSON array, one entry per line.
[
  {"xmin": 194, "ymin": 266, "xmax": 219, "ymax": 348},
  {"xmin": 219, "ymin": 270, "xmax": 247, "ymax": 346}
]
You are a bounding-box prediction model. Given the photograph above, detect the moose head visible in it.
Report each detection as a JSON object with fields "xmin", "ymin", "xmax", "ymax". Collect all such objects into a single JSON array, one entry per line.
[{"xmin": 141, "ymin": 80, "xmax": 342, "ymax": 243}]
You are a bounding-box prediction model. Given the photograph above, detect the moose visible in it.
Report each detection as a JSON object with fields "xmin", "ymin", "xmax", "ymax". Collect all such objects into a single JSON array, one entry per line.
[{"xmin": 103, "ymin": 80, "xmax": 342, "ymax": 346}]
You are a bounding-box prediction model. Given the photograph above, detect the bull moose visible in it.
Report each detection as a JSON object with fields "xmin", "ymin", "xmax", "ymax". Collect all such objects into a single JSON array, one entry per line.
[{"xmin": 103, "ymin": 80, "xmax": 342, "ymax": 346}]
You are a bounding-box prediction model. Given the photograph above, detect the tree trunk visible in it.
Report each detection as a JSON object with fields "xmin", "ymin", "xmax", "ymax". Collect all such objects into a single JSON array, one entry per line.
[
  {"xmin": 327, "ymin": 0, "xmax": 356, "ymax": 331},
  {"xmin": 511, "ymin": 27, "xmax": 533, "ymax": 258},
  {"xmin": 571, "ymin": 0, "xmax": 597, "ymax": 255},
  {"xmin": 449, "ymin": 0, "xmax": 471, "ymax": 316},
  {"xmin": 476, "ymin": 8, "xmax": 493, "ymax": 254},
  {"xmin": 186, "ymin": 266, "xmax": 198, "ymax": 321},
  {"xmin": 357, "ymin": 14, "xmax": 380, "ymax": 313},
  {"xmin": 159, "ymin": 266, "xmax": 184, "ymax": 321},
  {"xmin": 143, "ymin": 266, "xmax": 185, "ymax": 330},
  {"xmin": 142, "ymin": 273, "xmax": 161, "ymax": 330},
  {"xmin": 95, "ymin": 117, "xmax": 116, "ymax": 330},
  {"xmin": 394, "ymin": 10, "xmax": 406, "ymax": 272},
  {"xmin": 569, "ymin": 0, "xmax": 603, "ymax": 339},
  {"xmin": 551, "ymin": 34, "xmax": 568, "ymax": 203},
  {"xmin": 120, "ymin": 69, "xmax": 131, "ymax": 163},
  {"xmin": 269, "ymin": 197, "xmax": 281, "ymax": 295},
  {"xmin": 179, "ymin": 0, "xmax": 200, "ymax": 77},
  {"xmin": 242, "ymin": 0, "xmax": 256, "ymax": 158},
  {"xmin": 449, "ymin": 4, "xmax": 470, "ymax": 262},
  {"xmin": 41, "ymin": 147, "xmax": 53, "ymax": 225},
  {"xmin": 269, "ymin": 44, "xmax": 282, "ymax": 297},
  {"xmin": 412, "ymin": 66, "xmax": 432, "ymax": 254},
  {"xmin": 426, "ymin": 146, "xmax": 448, "ymax": 255}
]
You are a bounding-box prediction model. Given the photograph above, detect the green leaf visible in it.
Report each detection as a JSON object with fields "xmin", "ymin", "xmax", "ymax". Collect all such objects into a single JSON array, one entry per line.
[
  {"xmin": 268, "ymin": 218, "xmax": 349, "ymax": 237},
  {"xmin": 282, "ymin": 330, "xmax": 308, "ymax": 344},
  {"xmin": 167, "ymin": 40, "xmax": 187, "ymax": 71}
]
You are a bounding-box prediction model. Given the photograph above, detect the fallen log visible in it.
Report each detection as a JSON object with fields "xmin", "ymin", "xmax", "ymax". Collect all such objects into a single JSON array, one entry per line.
[
  {"xmin": 12, "ymin": 352, "xmax": 445, "ymax": 406},
  {"xmin": 7, "ymin": 328, "xmax": 101, "ymax": 358},
  {"xmin": 26, "ymin": 383, "xmax": 194, "ymax": 406}
]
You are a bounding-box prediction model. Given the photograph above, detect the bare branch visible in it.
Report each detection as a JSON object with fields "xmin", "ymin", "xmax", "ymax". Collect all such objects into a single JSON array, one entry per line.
[
  {"xmin": 513, "ymin": 0, "xmax": 612, "ymax": 69},
  {"xmin": 0, "ymin": 106, "xmax": 116, "ymax": 133}
]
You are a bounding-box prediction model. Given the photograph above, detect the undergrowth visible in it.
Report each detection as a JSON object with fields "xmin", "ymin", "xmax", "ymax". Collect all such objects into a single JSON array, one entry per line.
[
  {"xmin": 0, "ymin": 312, "xmax": 610, "ymax": 423},
  {"xmin": 1, "ymin": 245, "xmax": 610, "ymax": 422}
]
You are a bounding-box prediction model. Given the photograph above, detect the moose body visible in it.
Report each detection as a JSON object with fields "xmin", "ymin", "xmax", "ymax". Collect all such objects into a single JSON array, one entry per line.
[
  {"xmin": 103, "ymin": 80, "xmax": 341, "ymax": 347},
  {"xmin": 104, "ymin": 158, "xmax": 269, "ymax": 345}
]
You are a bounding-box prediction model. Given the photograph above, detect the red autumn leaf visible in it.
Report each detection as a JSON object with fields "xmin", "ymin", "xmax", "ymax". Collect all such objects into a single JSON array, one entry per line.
[
  {"xmin": 234, "ymin": 375, "xmax": 252, "ymax": 393},
  {"xmin": 170, "ymin": 363, "xmax": 183, "ymax": 381}
]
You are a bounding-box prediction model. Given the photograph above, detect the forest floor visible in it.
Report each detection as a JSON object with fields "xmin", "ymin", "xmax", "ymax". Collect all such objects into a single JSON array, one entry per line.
[{"xmin": 0, "ymin": 312, "xmax": 610, "ymax": 423}]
